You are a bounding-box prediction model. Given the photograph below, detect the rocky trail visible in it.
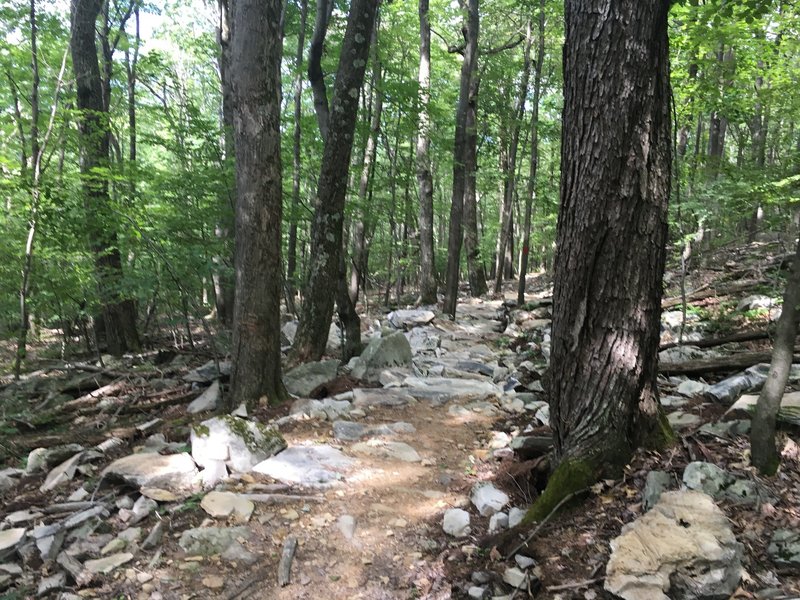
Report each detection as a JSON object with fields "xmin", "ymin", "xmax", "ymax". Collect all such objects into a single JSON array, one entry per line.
[{"xmin": 2, "ymin": 244, "xmax": 800, "ymax": 600}]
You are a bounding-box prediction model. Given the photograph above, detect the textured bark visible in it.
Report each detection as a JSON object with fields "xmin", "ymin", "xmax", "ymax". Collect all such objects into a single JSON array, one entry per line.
[
  {"xmin": 517, "ymin": 0, "xmax": 545, "ymax": 305},
  {"xmin": 416, "ymin": 0, "xmax": 437, "ymax": 304},
  {"xmin": 287, "ymin": 0, "xmax": 309, "ymax": 310},
  {"xmin": 308, "ymin": 0, "xmax": 334, "ymax": 140},
  {"xmin": 546, "ymin": 0, "xmax": 672, "ymax": 477},
  {"xmin": 463, "ymin": 76, "xmax": 487, "ymax": 297},
  {"xmin": 71, "ymin": 0, "xmax": 140, "ymax": 356},
  {"xmin": 751, "ymin": 237, "xmax": 800, "ymax": 474},
  {"xmin": 291, "ymin": 0, "xmax": 378, "ymax": 363},
  {"xmin": 228, "ymin": 0, "xmax": 288, "ymax": 410},
  {"xmin": 443, "ymin": 0, "xmax": 479, "ymax": 318},
  {"xmin": 213, "ymin": 0, "xmax": 236, "ymax": 326}
]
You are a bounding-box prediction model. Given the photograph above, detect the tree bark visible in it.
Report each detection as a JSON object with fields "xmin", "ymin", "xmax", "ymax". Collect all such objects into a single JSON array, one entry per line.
[
  {"xmin": 443, "ymin": 0, "xmax": 479, "ymax": 319},
  {"xmin": 228, "ymin": 0, "xmax": 288, "ymax": 410},
  {"xmin": 463, "ymin": 76, "xmax": 488, "ymax": 297},
  {"xmin": 416, "ymin": 0, "xmax": 437, "ymax": 305},
  {"xmin": 525, "ymin": 0, "xmax": 673, "ymax": 525},
  {"xmin": 308, "ymin": 0, "xmax": 334, "ymax": 140},
  {"xmin": 287, "ymin": 0, "xmax": 309, "ymax": 313},
  {"xmin": 751, "ymin": 237, "xmax": 800, "ymax": 474},
  {"xmin": 291, "ymin": 0, "xmax": 378, "ymax": 363},
  {"xmin": 71, "ymin": 0, "xmax": 141, "ymax": 356},
  {"xmin": 517, "ymin": 0, "xmax": 545, "ymax": 305}
]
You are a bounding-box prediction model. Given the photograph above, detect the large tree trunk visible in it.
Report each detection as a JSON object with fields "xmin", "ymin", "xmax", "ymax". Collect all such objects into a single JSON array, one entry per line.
[
  {"xmin": 751, "ymin": 237, "xmax": 800, "ymax": 474},
  {"xmin": 443, "ymin": 0, "xmax": 479, "ymax": 318},
  {"xmin": 287, "ymin": 0, "xmax": 309, "ymax": 314},
  {"xmin": 463, "ymin": 76, "xmax": 488, "ymax": 297},
  {"xmin": 71, "ymin": 0, "xmax": 140, "ymax": 357},
  {"xmin": 517, "ymin": 0, "xmax": 545, "ymax": 305},
  {"xmin": 524, "ymin": 0, "xmax": 673, "ymax": 525},
  {"xmin": 228, "ymin": 0, "xmax": 288, "ymax": 410},
  {"xmin": 291, "ymin": 0, "xmax": 378, "ymax": 363},
  {"xmin": 416, "ymin": 0, "xmax": 437, "ymax": 305}
]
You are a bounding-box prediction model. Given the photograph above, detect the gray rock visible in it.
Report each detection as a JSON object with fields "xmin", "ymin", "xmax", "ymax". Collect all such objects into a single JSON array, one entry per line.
[
  {"xmin": 515, "ymin": 554, "xmax": 535, "ymax": 569},
  {"xmin": 534, "ymin": 404, "xmax": 550, "ymax": 426},
  {"xmin": 84, "ymin": 552, "xmax": 134, "ymax": 574},
  {"xmin": 488, "ymin": 512, "xmax": 509, "ymax": 533},
  {"xmin": 201, "ymin": 491, "xmax": 254, "ymax": 523},
  {"xmin": 187, "ymin": 380, "xmax": 221, "ymax": 414},
  {"xmin": 403, "ymin": 376, "xmax": 501, "ymax": 405},
  {"xmin": 337, "ymin": 515, "xmax": 356, "ymax": 540},
  {"xmin": 178, "ymin": 526, "xmax": 251, "ymax": 556},
  {"xmin": 726, "ymin": 391, "xmax": 800, "ymax": 426},
  {"xmin": 668, "ymin": 411, "xmax": 702, "ymax": 430},
  {"xmin": 468, "ymin": 586, "xmax": 489, "ymax": 600},
  {"xmin": 767, "ymin": 529, "xmax": 800, "ymax": 566},
  {"xmin": 659, "ymin": 345, "xmax": 709, "ymax": 364},
  {"xmin": 25, "ymin": 444, "xmax": 84, "ymax": 475},
  {"xmin": 643, "ymin": 471, "xmax": 672, "ymax": 512},
  {"xmin": 200, "ymin": 459, "xmax": 228, "ymax": 489},
  {"xmin": 253, "ymin": 444, "xmax": 355, "ymax": 487},
  {"xmin": 471, "ymin": 571, "xmax": 491, "ymax": 585},
  {"xmin": 698, "ymin": 419, "xmax": 751, "ymax": 438},
  {"xmin": 191, "ymin": 416, "xmax": 286, "ymax": 473},
  {"xmin": 36, "ymin": 529, "xmax": 65, "ymax": 562},
  {"xmin": 507, "ymin": 507, "xmax": 526, "ymax": 529},
  {"xmin": 387, "ymin": 309, "xmax": 435, "ymax": 330},
  {"xmin": 737, "ymin": 295, "xmax": 775, "ymax": 312},
  {"xmin": 37, "ymin": 571, "xmax": 66, "ymax": 596},
  {"xmin": 142, "ymin": 521, "xmax": 165, "ymax": 550},
  {"xmin": 0, "ymin": 474, "xmax": 16, "ymax": 494},
  {"xmin": 605, "ymin": 491, "xmax": 742, "ymax": 600},
  {"xmin": 41, "ymin": 452, "xmax": 85, "ymax": 492},
  {"xmin": 102, "ymin": 452, "xmax": 198, "ymax": 491},
  {"xmin": 184, "ymin": 360, "xmax": 231, "ymax": 383},
  {"xmin": 503, "ymin": 567, "xmax": 528, "ymax": 588},
  {"xmin": 682, "ymin": 461, "xmax": 734, "ymax": 498},
  {"xmin": 405, "ymin": 327, "xmax": 441, "ymax": 353},
  {"xmin": 351, "ymin": 440, "xmax": 421, "ymax": 462},
  {"xmin": 471, "ymin": 483, "xmax": 509, "ymax": 517},
  {"xmin": 660, "ymin": 395, "xmax": 689, "ymax": 408},
  {"xmin": 221, "ymin": 541, "xmax": 257, "ymax": 564},
  {"xmin": 291, "ymin": 397, "xmax": 352, "ymax": 421},
  {"xmin": 332, "ymin": 420, "xmax": 416, "ymax": 441},
  {"xmin": 128, "ymin": 495, "xmax": 157, "ymax": 525},
  {"xmin": 283, "ymin": 359, "xmax": 340, "ymax": 397},
  {"xmin": 442, "ymin": 509, "xmax": 470, "ymax": 537},
  {"xmin": 352, "ymin": 388, "xmax": 416, "ymax": 408},
  {"xmin": 0, "ymin": 529, "xmax": 27, "ymax": 561},
  {"xmin": 676, "ymin": 379, "xmax": 709, "ymax": 397},
  {"xmin": 282, "ymin": 321, "xmax": 341, "ymax": 355},
  {"xmin": 351, "ymin": 332, "xmax": 413, "ymax": 382}
]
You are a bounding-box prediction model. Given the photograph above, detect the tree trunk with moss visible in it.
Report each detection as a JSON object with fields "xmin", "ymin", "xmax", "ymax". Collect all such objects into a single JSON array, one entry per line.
[
  {"xmin": 524, "ymin": 0, "xmax": 673, "ymax": 525},
  {"xmin": 228, "ymin": 0, "xmax": 288, "ymax": 410},
  {"xmin": 750, "ymin": 236, "xmax": 800, "ymax": 474}
]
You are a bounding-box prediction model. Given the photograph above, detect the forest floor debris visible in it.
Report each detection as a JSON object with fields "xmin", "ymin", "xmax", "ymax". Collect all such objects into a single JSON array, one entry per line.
[{"xmin": 1, "ymin": 243, "xmax": 799, "ymax": 599}]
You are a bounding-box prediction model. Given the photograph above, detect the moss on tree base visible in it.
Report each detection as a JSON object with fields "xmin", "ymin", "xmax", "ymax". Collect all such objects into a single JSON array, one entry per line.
[{"xmin": 521, "ymin": 458, "xmax": 596, "ymax": 525}]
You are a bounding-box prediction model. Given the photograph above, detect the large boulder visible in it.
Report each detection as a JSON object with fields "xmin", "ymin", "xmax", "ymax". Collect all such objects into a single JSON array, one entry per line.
[
  {"xmin": 350, "ymin": 333, "xmax": 412, "ymax": 382},
  {"xmin": 283, "ymin": 359, "xmax": 340, "ymax": 397},
  {"xmin": 191, "ymin": 416, "xmax": 286, "ymax": 473},
  {"xmin": 605, "ymin": 490, "xmax": 742, "ymax": 600},
  {"xmin": 102, "ymin": 453, "xmax": 199, "ymax": 492},
  {"xmin": 387, "ymin": 309, "xmax": 435, "ymax": 330}
]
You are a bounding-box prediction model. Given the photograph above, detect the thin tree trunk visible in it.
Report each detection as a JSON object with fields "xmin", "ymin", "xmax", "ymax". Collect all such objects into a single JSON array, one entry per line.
[
  {"xmin": 463, "ymin": 76, "xmax": 487, "ymax": 297},
  {"xmin": 287, "ymin": 0, "xmax": 309, "ymax": 313},
  {"xmin": 518, "ymin": 0, "xmax": 545, "ymax": 305},
  {"xmin": 291, "ymin": 0, "xmax": 378, "ymax": 363},
  {"xmin": 443, "ymin": 0, "xmax": 479, "ymax": 318},
  {"xmin": 228, "ymin": 0, "xmax": 288, "ymax": 410},
  {"xmin": 416, "ymin": 0, "xmax": 437, "ymax": 304},
  {"xmin": 751, "ymin": 237, "xmax": 800, "ymax": 474}
]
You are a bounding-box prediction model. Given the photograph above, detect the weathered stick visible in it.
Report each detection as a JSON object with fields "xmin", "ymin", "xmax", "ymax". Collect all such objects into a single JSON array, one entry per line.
[{"xmin": 278, "ymin": 536, "xmax": 298, "ymax": 587}]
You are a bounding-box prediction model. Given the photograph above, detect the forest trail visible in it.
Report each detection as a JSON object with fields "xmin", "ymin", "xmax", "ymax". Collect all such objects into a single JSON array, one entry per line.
[{"xmin": 2, "ymin": 246, "xmax": 800, "ymax": 599}]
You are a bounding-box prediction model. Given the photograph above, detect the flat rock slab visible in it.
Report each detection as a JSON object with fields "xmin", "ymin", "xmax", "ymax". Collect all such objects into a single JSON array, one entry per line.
[
  {"xmin": 283, "ymin": 359, "xmax": 340, "ymax": 397},
  {"xmin": 768, "ymin": 529, "xmax": 800, "ymax": 566},
  {"xmin": 178, "ymin": 526, "xmax": 251, "ymax": 556},
  {"xmin": 350, "ymin": 332, "xmax": 413, "ymax": 382},
  {"xmin": 84, "ymin": 552, "xmax": 134, "ymax": 574},
  {"xmin": 332, "ymin": 420, "xmax": 416, "ymax": 441},
  {"xmin": 0, "ymin": 529, "xmax": 26, "ymax": 561},
  {"xmin": 727, "ymin": 391, "xmax": 800, "ymax": 425},
  {"xmin": 403, "ymin": 377, "xmax": 501, "ymax": 405},
  {"xmin": 350, "ymin": 440, "xmax": 421, "ymax": 462},
  {"xmin": 184, "ymin": 360, "xmax": 231, "ymax": 383},
  {"xmin": 253, "ymin": 444, "xmax": 355, "ymax": 488},
  {"xmin": 388, "ymin": 309, "xmax": 435, "ymax": 330},
  {"xmin": 102, "ymin": 452, "xmax": 198, "ymax": 492},
  {"xmin": 352, "ymin": 388, "xmax": 416, "ymax": 408},
  {"xmin": 187, "ymin": 380, "xmax": 221, "ymax": 414},
  {"xmin": 605, "ymin": 490, "xmax": 742, "ymax": 600},
  {"xmin": 41, "ymin": 451, "xmax": 85, "ymax": 492},
  {"xmin": 291, "ymin": 397, "xmax": 352, "ymax": 421},
  {"xmin": 201, "ymin": 491, "xmax": 254, "ymax": 523},
  {"xmin": 191, "ymin": 416, "xmax": 286, "ymax": 473}
]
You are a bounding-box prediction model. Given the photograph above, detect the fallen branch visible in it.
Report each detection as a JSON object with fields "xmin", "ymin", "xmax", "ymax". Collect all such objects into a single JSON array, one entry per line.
[
  {"xmin": 278, "ymin": 536, "xmax": 298, "ymax": 587},
  {"xmin": 659, "ymin": 328, "xmax": 776, "ymax": 351},
  {"xmin": 662, "ymin": 279, "xmax": 767, "ymax": 309},
  {"xmin": 546, "ymin": 578, "xmax": 604, "ymax": 592},
  {"xmin": 660, "ymin": 350, "xmax": 800, "ymax": 376}
]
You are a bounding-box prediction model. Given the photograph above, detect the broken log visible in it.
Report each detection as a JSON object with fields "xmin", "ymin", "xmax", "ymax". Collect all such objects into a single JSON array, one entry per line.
[
  {"xmin": 659, "ymin": 328, "xmax": 777, "ymax": 351},
  {"xmin": 662, "ymin": 279, "xmax": 768, "ymax": 309},
  {"xmin": 277, "ymin": 536, "xmax": 298, "ymax": 587},
  {"xmin": 660, "ymin": 350, "xmax": 800, "ymax": 376}
]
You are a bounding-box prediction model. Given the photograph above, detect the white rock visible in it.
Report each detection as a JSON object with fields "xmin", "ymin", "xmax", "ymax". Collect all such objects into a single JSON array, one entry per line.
[
  {"xmin": 0, "ymin": 529, "xmax": 26, "ymax": 560},
  {"xmin": 191, "ymin": 416, "xmax": 286, "ymax": 473},
  {"xmin": 503, "ymin": 567, "xmax": 527, "ymax": 588},
  {"xmin": 84, "ymin": 552, "xmax": 134, "ymax": 574},
  {"xmin": 676, "ymin": 379, "xmax": 709, "ymax": 397},
  {"xmin": 40, "ymin": 451, "xmax": 84, "ymax": 492},
  {"xmin": 103, "ymin": 452, "xmax": 198, "ymax": 492},
  {"xmin": 488, "ymin": 512, "xmax": 509, "ymax": 533},
  {"xmin": 471, "ymin": 483, "xmax": 509, "ymax": 517},
  {"xmin": 508, "ymin": 507, "xmax": 526, "ymax": 528},
  {"xmin": 187, "ymin": 380, "xmax": 221, "ymax": 414},
  {"xmin": 337, "ymin": 515, "xmax": 356, "ymax": 540},
  {"xmin": 442, "ymin": 508, "xmax": 470, "ymax": 537}
]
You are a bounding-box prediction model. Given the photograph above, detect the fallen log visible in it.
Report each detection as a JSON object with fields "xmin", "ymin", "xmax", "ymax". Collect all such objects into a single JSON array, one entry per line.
[
  {"xmin": 662, "ymin": 279, "xmax": 768, "ymax": 309},
  {"xmin": 659, "ymin": 328, "xmax": 776, "ymax": 351},
  {"xmin": 660, "ymin": 350, "xmax": 800, "ymax": 376},
  {"xmin": 278, "ymin": 536, "xmax": 298, "ymax": 587}
]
